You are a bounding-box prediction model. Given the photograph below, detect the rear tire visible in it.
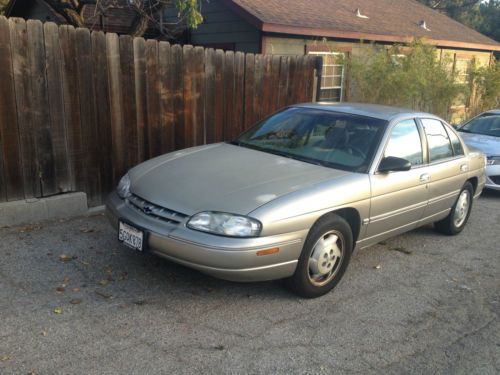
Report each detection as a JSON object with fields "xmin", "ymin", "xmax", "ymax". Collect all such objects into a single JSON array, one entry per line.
[
  {"xmin": 434, "ymin": 181, "xmax": 474, "ymax": 235},
  {"xmin": 288, "ymin": 214, "xmax": 353, "ymax": 298}
]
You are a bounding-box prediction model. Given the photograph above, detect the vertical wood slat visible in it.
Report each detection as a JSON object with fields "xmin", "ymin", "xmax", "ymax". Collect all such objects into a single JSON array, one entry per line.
[
  {"xmin": 213, "ymin": 49, "xmax": 225, "ymax": 141},
  {"xmin": 253, "ymin": 54, "xmax": 265, "ymax": 123},
  {"xmin": 92, "ymin": 31, "xmax": 113, "ymax": 199},
  {"xmin": 119, "ymin": 35, "xmax": 138, "ymax": 170},
  {"xmin": 223, "ymin": 51, "xmax": 235, "ymax": 141},
  {"xmin": 145, "ymin": 39, "xmax": 161, "ymax": 158},
  {"xmin": 44, "ymin": 22, "xmax": 71, "ymax": 194},
  {"xmin": 204, "ymin": 48, "xmax": 216, "ymax": 144},
  {"xmin": 8, "ymin": 17, "xmax": 38, "ymax": 199},
  {"xmin": 233, "ymin": 51, "xmax": 245, "ymax": 139},
  {"xmin": 27, "ymin": 19, "xmax": 56, "ymax": 197},
  {"xmin": 243, "ymin": 53, "xmax": 255, "ymax": 130},
  {"xmin": 134, "ymin": 37, "xmax": 147, "ymax": 163},
  {"xmin": 59, "ymin": 25, "xmax": 83, "ymax": 193},
  {"xmin": 75, "ymin": 27, "xmax": 100, "ymax": 206},
  {"xmin": 0, "ymin": 16, "xmax": 23, "ymax": 201},
  {"xmin": 158, "ymin": 42, "xmax": 175, "ymax": 152},
  {"xmin": 171, "ymin": 44, "xmax": 184, "ymax": 150}
]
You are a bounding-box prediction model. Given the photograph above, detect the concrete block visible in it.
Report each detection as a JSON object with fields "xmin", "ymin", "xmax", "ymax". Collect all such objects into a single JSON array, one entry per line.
[
  {"xmin": 0, "ymin": 192, "xmax": 89, "ymax": 227},
  {"xmin": 45, "ymin": 192, "xmax": 88, "ymax": 219}
]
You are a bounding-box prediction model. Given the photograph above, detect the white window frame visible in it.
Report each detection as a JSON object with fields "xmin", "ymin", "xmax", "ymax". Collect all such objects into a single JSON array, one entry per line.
[{"xmin": 309, "ymin": 51, "xmax": 345, "ymax": 102}]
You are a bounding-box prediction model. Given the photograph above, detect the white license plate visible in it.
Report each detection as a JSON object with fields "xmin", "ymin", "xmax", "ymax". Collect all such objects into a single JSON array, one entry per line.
[{"xmin": 118, "ymin": 221, "xmax": 144, "ymax": 251}]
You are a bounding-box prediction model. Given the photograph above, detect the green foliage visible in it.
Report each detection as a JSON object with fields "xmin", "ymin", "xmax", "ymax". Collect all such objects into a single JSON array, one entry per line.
[
  {"xmin": 345, "ymin": 41, "xmax": 465, "ymax": 121},
  {"xmin": 0, "ymin": 0, "xmax": 9, "ymax": 15},
  {"xmin": 176, "ymin": 0, "xmax": 203, "ymax": 28},
  {"xmin": 468, "ymin": 59, "xmax": 500, "ymax": 116}
]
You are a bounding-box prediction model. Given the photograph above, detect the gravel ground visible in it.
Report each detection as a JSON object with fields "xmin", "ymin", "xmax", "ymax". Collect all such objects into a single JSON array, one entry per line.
[{"xmin": 1, "ymin": 191, "xmax": 499, "ymax": 375}]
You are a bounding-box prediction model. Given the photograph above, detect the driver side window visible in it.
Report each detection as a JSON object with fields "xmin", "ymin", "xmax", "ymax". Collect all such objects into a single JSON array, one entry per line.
[{"xmin": 385, "ymin": 120, "xmax": 423, "ymax": 166}]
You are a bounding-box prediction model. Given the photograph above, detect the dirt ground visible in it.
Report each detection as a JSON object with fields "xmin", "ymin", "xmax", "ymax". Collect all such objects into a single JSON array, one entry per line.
[{"xmin": 1, "ymin": 190, "xmax": 499, "ymax": 375}]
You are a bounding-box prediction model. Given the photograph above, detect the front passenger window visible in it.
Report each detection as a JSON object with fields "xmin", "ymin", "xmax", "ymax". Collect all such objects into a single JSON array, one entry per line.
[{"xmin": 385, "ymin": 120, "xmax": 423, "ymax": 166}]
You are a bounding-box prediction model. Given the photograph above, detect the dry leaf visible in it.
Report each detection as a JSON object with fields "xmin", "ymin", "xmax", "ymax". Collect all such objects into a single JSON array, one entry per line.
[
  {"xmin": 58, "ymin": 254, "xmax": 73, "ymax": 262},
  {"xmin": 80, "ymin": 228, "xmax": 94, "ymax": 233},
  {"xmin": 70, "ymin": 299, "xmax": 82, "ymax": 305},
  {"xmin": 63, "ymin": 277, "xmax": 70, "ymax": 283},
  {"xmin": 72, "ymin": 288, "xmax": 80, "ymax": 292},
  {"xmin": 78, "ymin": 260, "xmax": 90, "ymax": 266},
  {"xmin": 53, "ymin": 307, "xmax": 63, "ymax": 314},
  {"xmin": 0, "ymin": 355, "xmax": 11, "ymax": 362},
  {"xmin": 95, "ymin": 291, "xmax": 112, "ymax": 299},
  {"xmin": 56, "ymin": 286, "xmax": 65, "ymax": 293},
  {"xmin": 98, "ymin": 279, "xmax": 109, "ymax": 286},
  {"xmin": 374, "ymin": 264, "xmax": 381, "ymax": 270},
  {"xmin": 42, "ymin": 331, "xmax": 48, "ymax": 337}
]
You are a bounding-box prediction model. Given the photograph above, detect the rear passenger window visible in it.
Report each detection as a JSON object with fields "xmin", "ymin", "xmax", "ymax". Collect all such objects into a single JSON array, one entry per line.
[
  {"xmin": 422, "ymin": 119, "xmax": 454, "ymax": 162},
  {"xmin": 385, "ymin": 119, "xmax": 423, "ymax": 166},
  {"xmin": 446, "ymin": 127, "xmax": 465, "ymax": 156}
]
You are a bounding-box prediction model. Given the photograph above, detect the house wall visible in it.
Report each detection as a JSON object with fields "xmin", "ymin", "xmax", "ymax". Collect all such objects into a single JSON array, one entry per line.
[{"xmin": 164, "ymin": 0, "xmax": 261, "ymax": 53}]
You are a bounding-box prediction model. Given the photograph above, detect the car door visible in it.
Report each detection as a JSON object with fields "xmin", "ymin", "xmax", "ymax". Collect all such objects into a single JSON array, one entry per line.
[
  {"xmin": 366, "ymin": 119, "xmax": 430, "ymax": 244},
  {"xmin": 419, "ymin": 118, "xmax": 468, "ymax": 221}
]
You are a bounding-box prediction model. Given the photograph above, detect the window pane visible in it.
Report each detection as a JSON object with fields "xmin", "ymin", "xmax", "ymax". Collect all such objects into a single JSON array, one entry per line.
[
  {"xmin": 422, "ymin": 119, "xmax": 454, "ymax": 162},
  {"xmin": 385, "ymin": 120, "xmax": 423, "ymax": 166},
  {"xmin": 446, "ymin": 127, "xmax": 464, "ymax": 156}
]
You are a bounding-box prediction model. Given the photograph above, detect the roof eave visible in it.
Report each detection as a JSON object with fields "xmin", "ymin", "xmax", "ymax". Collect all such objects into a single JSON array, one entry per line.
[{"xmin": 261, "ymin": 23, "xmax": 500, "ymax": 52}]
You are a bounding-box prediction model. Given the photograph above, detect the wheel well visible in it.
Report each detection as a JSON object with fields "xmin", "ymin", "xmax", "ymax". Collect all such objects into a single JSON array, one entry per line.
[
  {"xmin": 329, "ymin": 208, "xmax": 361, "ymax": 245},
  {"xmin": 467, "ymin": 177, "xmax": 478, "ymax": 194}
]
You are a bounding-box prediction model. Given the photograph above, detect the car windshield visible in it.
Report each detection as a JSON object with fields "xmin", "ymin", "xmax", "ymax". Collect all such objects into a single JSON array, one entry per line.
[
  {"xmin": 234, "ymin": 107, "xmax": 388, "ymax": 172},
  {"xmin": 459, "ymin": 114, "xmax": 500, "ymax": 138}
]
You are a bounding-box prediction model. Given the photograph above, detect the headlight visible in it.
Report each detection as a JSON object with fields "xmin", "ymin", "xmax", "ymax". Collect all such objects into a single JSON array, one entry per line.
[
  {"xmin": 187, "ymin": 212, "xmax": 262, "ymax": 237},
  {"xmin": 117, "ymin": 173, "xmax": 131, "ymax": 199},
  {"xmin": 486, "ymin": 156, "xmax": 500, "ymax": 166}
]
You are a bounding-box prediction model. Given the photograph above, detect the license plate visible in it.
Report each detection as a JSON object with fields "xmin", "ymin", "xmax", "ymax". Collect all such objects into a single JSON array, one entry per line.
[{"xmin": 118, "ymin": 221, "xmax": 144, "ymax": 251}]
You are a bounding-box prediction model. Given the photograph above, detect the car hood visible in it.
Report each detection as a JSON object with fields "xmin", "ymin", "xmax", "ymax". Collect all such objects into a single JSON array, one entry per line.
[
  {"xmin": 459, "ymin": 132, "xmax": 500, "ymax": 156},
  {"xmin": 128, "ymin": 143, "xmax": 348, "ymax": 216}
]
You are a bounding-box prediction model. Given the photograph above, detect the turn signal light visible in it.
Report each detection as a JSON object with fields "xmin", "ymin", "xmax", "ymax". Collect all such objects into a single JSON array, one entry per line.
[{"xmin": 256, "ymin": 248, "xmax": 279, "ymax": 256}]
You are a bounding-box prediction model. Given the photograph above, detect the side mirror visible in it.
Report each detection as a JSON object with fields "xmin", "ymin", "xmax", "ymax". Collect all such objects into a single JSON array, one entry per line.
[{"xmin": 378, "ymin": 156, "xmax": 412, "ymax": 173}]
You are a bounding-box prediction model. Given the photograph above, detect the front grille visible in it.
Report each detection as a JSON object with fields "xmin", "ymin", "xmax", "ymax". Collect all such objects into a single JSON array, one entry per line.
[
  {"xmin": 490, "ymin": 175, "xmax": 500, "ymax": 185},
  {"xmin": 126, "ymin": 194, "xmax": 188, "ymax": 225}
]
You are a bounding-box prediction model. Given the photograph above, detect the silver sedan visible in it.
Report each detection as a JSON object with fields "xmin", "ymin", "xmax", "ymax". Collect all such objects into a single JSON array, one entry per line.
[
  {"xmin": 106, "ymin": 103, "xmax": 486, "ymax": 298},
  {"xmin": 458, "ymin": 110, "xmax": 500, "ymax": 191}
]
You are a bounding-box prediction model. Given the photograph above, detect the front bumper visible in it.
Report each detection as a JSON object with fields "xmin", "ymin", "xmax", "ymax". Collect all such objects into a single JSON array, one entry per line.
[
  {"xmin": 485, "ymin": 165, "xmax": 500, "ymax": 191},
  {"xmin": 105, "ymin": 192, "xmax": 306, "ymax": 282}
]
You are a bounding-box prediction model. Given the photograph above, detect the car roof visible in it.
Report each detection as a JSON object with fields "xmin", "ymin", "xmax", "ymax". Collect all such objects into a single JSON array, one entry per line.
[
  {"xmin": 294, "ymin": 102, "xmax": 435, "ymax": 121},
  {"xmin": 482, "ymin": 109, "xmax": 500, "ymax": 115}
]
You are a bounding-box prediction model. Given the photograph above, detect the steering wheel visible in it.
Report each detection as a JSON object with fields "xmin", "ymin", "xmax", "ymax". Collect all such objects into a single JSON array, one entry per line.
[{"xmin": 346, "ymin": 146, "xmax": 366, "ymax": 159}]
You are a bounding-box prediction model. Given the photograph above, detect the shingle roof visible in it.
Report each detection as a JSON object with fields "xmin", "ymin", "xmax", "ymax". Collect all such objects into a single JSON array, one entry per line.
[{"xmin": 224, "ymin": 0, "xmax": 500, "ymax": 51}]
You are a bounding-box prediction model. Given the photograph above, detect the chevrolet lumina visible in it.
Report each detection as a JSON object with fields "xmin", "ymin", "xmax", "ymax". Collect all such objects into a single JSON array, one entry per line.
[{"xmin": 106, "ymin": 103, "xmax": 486, "ymax": 298}]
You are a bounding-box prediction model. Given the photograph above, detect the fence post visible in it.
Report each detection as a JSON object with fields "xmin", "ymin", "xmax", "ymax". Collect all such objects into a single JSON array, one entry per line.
[{"xmin": 313, "ymin": 56, "xmax": 323, "ymax": 102}]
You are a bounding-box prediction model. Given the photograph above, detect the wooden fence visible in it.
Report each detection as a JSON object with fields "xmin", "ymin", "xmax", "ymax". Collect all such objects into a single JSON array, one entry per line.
[{"xmin": 0, "ymin": 16, "xmax": 320, "ymax": 206}]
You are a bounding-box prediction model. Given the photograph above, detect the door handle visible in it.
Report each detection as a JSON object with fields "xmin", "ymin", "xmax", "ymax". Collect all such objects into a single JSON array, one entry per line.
[
  {"xmin": 460, "ymin": 164, "xmax": 468, "ymax": 172},
  {"xmin": 420, "ymin": 173, "xmax": 431, "ymax": 183}
]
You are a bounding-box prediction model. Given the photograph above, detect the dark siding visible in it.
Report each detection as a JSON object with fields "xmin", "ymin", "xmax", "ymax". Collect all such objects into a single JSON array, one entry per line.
[{"xmin": 164, "ymin": 0, "xmax": 261, "ymax": 53}]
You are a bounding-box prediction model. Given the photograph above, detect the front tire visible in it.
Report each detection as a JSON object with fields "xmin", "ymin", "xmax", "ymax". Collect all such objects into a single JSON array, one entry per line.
[
  {"xmin": 288, "ymin": 214, "xmax": 353, "ymax": 298},
  {"xmin": 435, "ymin": 181, "xmax": 474, "ymax": 235}
]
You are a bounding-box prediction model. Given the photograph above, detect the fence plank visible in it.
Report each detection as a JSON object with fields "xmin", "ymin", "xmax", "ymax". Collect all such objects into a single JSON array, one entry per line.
[
  {"xmin": 270, "ymin": 55, "xmax": 281, "ymax": 112},
  {"xmin": 44, "ymin": 22, "xmax": 72, "ymax": 194},
  {"xmin": 119, "ymin": 35, "xmax": 138, "ymax": 170},
  {"xmin": 134, "ymin": 37, "xmax": 147, "ymax": 162},
  {"xmin": 278, "ymin": 56, "xmax": 290, "ymax": 109},
  {"xmin": 171, "ymin": 44, "xmax": 184, "ymax": 150},
  {"xmin": 28, "ymin": 20, "xmax": 57, "ymax": 197},
  {"xmin": 182, "ymin": 45, "xmax": 194, "ymax": 148},
  {"xmin": 233, "ymin": 51, "xmax": 245, "ymax": 138},
  {"xmin": 204, "ymin": 48, "xmax": 216, "ymax": 144},
  {"xmin": 223, "ymin": 51, "xmax": 235, "ymax": 141},
  {"xmin": 243, "ymin": 53, "xmax": 255, "ymax": 130},
  {"xmin": 193, "ymin": 47, "xmax": 205, "ymax": 145},
  {"xmin": 261, "ymin": 54, "xmax": 273, "ymax": 118},
  {"xmin": 59, "ymin": 25, "xmax": 83, "ymax": 193},
  {"xmin": 0, "ymin": 17, "xmax": 23, "ymax": 201},
  {"xmin": 75, "ymin": 27, "xmax": 100, "ymax": 205},
  {"xmin": 145, "ymin": 39, "xmax": 161, "ymax": 158},
  {"xmin": 253, "ymin": 54, "xmax": 265, "ymax": 123},
  {"xmin": 213, "ymin": 49, "xmax": 225, "ymax": 141},
  {"xmin": 92, "ymin": 31, "xmax": 113, "ymax": 198},
  {"xmin": 158, "ymin": 41, "xmax": 175, "ymax": 152},
  {"xmin": 9, "ymin": 17, "xmax": 38, "ymax": 198},
  {"xmin": 106, "ymin": 33, "xmax": 125, "ymax": 182}
]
